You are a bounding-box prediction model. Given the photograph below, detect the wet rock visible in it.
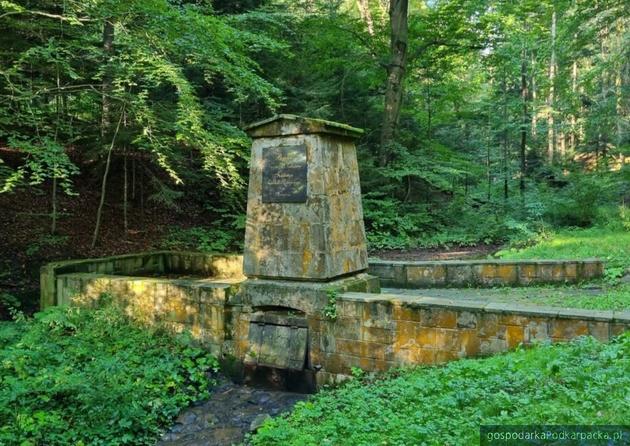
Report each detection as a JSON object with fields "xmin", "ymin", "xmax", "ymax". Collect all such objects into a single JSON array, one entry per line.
[
  {"xmin": 157, "ymin": 377, "xmax": 308, "ymax": 446},
  {"xmin": 250, "ymin": 414, "xmax": 271, "ymax": 432}
]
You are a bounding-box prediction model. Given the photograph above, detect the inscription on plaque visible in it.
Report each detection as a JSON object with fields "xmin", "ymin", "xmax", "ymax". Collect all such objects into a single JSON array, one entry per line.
[{"xmin": 262, "ymin": 145, "xmax": 307, "ymax": 203}]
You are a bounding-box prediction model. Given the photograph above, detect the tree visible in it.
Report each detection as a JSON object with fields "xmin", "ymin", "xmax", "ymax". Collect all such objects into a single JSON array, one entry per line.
[{"xmin": 380, "ymin": 0, "xmax": 408, "ymax": 166}]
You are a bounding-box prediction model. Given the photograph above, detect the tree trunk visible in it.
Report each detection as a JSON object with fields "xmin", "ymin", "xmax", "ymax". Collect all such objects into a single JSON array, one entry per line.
[
  {"xmin": 569, "ymin": 58, "xmax": 578, "ymax": 152},
  {"xmin": 520, "ymin": 51, "xmax": 528, "ymax": 196},
  {"xmin": 379, "ymin": 0, "xmax": 408, "ymax": 166},
  {"xmin": 101, "ymin": 19, "xmax": 114, "ymax": 142},
  {"xmin": 51, "ymin": 176, "xmax": 57, "ymax": 235},
  {"xmin": 357, "ymin": 0, "xmax": 375, "ymax": 35},
  {"xmin": 91, "ymin": 108, "xmax": 125, "ymax": 249},
  {"xmin": 502, "ymin": 79, "xmax": 509, "ymax": 204},
  {"xmin": 531, "ymin": 51, "xmax": 538, "ymax": 141},
  {"xmin": 123, "ymin": 150, "xmax": 128, "ymax": 234},
  {"xmin": 547, "ymin": 8, "xmax": 556, "ymax": 165}
]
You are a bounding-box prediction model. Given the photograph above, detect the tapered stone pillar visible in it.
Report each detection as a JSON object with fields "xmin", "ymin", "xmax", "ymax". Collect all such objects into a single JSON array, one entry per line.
[{"xmin": 243, "ymin": 114, "xmax": 369, "ymax": 281}]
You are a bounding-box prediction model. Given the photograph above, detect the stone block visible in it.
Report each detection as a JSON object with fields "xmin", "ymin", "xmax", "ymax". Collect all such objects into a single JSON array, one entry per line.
[
  {"xmin": 368, "ymin": 261, "xmax": 406, "ymax": 287},
  {"xmin": 505, "ymin": 325, "xmax": 524, "ymax": 348},
  {"xmin": 435, "ymin": 329, "xmax": 457, "ymax": 351},
  {"xmin": 610, "ymin": 323, "xmax": 628, "ymax": 337},
  {"xmin": 393, "ymin": 303, "xmax": 421, "ymax": 322},
  {"xmin": 362, "ymin": 326, "xmax": 394, "ymax": 344},
  {"xmin": 434, "ymin": 309, "xmax": 457, "ymax": 329},
  {"xmin": 446, "ymin": 264, "xmax": 473, "ymax": 286},
  {"xmin": 457, "ymin": 329, "xmax": 481, "ymax": 356},
  {"xmin": 435, "ymin": 350, "xmax": 459, "ymax": 363},
  {"xmin": 479, "ymin": 314, "xmax": 499, "ymax": 338},
  {"xmin": 406, "ymin": 264, "xmax": 446, "ymax": 287},
  {"xmin": 334, "ymin": 338, "xmax": 359, "ymax": 356},
  {"xmin": 480, "ymin": 338, "xmax": 508, "ymax": 355},
  {"xmin": 457, "ymin": 311, "xmax": 477, "ymax": 329},
  {"xmin": 412, "ymin": 348, "xmax": 436, "ymax": 364},
  {"xmin": 550, "ymin": 319, "xmax": 589, "ymax": 340},
  {"xmin": 523, "ymin": 319, "xmax": 550, "ymax": 343},
  {"xmin": 518, "ymin": 264, "xmax": 538, "ymax": 285},
  {"xmin": 415, "ymin": 327, "xmax": 437, "ymax": 348},
  {"xmin": 496, "ymin": 265, "xmax": 518, "ymax": 285},
  {"xmin": 588, "ymin": 321, "xmax": 610, "ymax": 342}
]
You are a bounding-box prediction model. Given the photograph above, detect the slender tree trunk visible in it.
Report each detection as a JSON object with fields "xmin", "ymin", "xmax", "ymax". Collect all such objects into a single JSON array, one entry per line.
[
  {"xmin": 51, "ymin": 176, "xmax": 57, "ymax": 235},
  {"xmin": 426, "ymin": 83, "xmax": 432, "ymax": 139},
  {"xmin": 520, "ymin": 51, "xmax": 528, "ymax": 196},
  {"xmin": 101, "ymin": 19, "xmax": 114, "ymax": 141},
  {"xmin": 131, "ymin": 157, "xmax": 136, "ymax": 200},
  {"xmin": 123, "ymin": 150, "xmax": 128, "ymax": 234},
  {"xmin": 91, "ymin": 107, "xmax": 125, "ymax": 249},
  {"xmin": 486, "ymin": 140, "xmax": 491, "ymax": 201},
  {"xmin": 357, "ymin": 0, "xmax": 375, "ymax": 35},
  {"xmin": 569, "ymin": 58, "xmax": 578, "ymax": 152},
  {"xmin": 380, "ymin": 0, "xmax": 408, "ymax": 166},
  {"xmin": 547, "ymin": 8, "xmax": 557, "ymax": 165},
  {"xmin": 531, "ymin": 51, "xmax": 538, "ymax": 142},
  {"xmin": 502, "ymin": 79, "xmax": 509, "ymax": 204}
]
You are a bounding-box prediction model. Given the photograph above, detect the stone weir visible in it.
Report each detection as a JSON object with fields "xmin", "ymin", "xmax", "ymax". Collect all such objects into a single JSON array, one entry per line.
[{"xmin": 40, "ymin": 115, "xmax": 623, "ymax": 386}]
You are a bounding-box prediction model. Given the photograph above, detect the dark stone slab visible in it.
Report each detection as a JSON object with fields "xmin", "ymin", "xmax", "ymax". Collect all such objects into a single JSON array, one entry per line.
[{"xmin": 262, "ymin": 145, "xmax": 307, "ymax": 203}]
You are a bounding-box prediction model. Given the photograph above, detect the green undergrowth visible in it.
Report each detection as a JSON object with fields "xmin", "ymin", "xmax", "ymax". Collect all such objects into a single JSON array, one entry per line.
[
  {"xmin": 251, "ymin": 334, "xmax": 630, "ymax": 446},
  {"xmin": 496, "ymin": 226, "xmax": 630, "ymax": 279},
  {"xmin": 0, "ymin": 300, "xmax": 219, "ymax": 445}
]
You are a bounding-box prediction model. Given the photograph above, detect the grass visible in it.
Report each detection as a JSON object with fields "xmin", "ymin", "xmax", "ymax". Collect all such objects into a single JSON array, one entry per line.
[
  {"xmin": 0, "ymin": 300, "xmax": 218, "ymax": 445},
  {"xmin": 494, "ymin": 225, "xmax": 630, "ymax": 310},
  {"xmin": 251, "ymin": 334, "xmax": 630, "ymax": 446},
  {"xmin": 493, "ymin": 285, "xmax": 630, "ymax": 311},
  {"xmin": 496, "ymin": 226, "xmax": 630, "ymax": 273}
]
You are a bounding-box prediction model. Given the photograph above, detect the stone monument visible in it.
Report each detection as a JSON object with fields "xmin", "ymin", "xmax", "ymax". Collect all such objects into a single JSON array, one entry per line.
[
  {"xmin": 233, "ymin": 115, "xmax": 380, "ymax": 378},
  {"xmin": 243, "ymin": 114, "xmax": 369, "ymax": 280}
]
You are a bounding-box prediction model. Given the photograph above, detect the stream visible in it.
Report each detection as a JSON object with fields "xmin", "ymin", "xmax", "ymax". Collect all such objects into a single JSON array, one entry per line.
[{"xmin": 157, "ymin": 376, "xmax": 308, "ymax": 446}]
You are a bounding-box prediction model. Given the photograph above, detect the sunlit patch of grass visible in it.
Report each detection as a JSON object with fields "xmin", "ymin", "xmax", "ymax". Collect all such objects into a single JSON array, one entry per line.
[
  {"xmin": 499, "ymin": 284, "xmax": 630, "ymax": 311},
  {"xmin": 496, "ymin": 227, "xmax": 630, "ymax": 269}
]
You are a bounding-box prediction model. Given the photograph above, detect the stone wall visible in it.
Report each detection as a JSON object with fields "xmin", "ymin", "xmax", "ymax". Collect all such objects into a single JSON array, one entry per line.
[
  {"xmin": 310, "ymin": 292, "xmax": 629, "ymax": 384},
  {"xmin": 41, "ymin": 251, "xmax": 244, "ymax": 308},
  {"xmin": 369, "ymin": 259, "xmax": 605, "ymax": 288},
  {"xmin": 44, "ymin": 255, "xmax": 606, "ymax": 309},
  {"xmin": 43, "ymin": 252, "xmax": 623, "ymax": 388},
  {"xmin": 54, "ymin": 272, "xmax": 241, "ymax": 356}
]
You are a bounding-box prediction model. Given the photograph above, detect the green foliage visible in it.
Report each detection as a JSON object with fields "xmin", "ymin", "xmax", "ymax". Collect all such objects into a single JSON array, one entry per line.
[
  {"xmin": 251, "ymin": 334, "xmax": 630, "ymax": 445},
  {"xmin": 496, "ymin": 225, "xmax": 630, "ymax": 273},
  {"xmin": 540, "ymin": 173, "xmax": 620, "ymax": 228},
  {"xmin": 25, "ymin": 234, "xmax": 69, "ymax": 256},
  {"xmin": 1, "ymin": 137, "xmax": 79, "ymax": 194},
  {"xmin": 322, "ymin": 288, "xmax": 339, "ymax": 321},
  {"xmin": 0, "ymin": 292, "xmax": 21, "ymax": 320},
  {"xmin": 0, "ymin": 301, "xmax": 219, "ymax": 445}
]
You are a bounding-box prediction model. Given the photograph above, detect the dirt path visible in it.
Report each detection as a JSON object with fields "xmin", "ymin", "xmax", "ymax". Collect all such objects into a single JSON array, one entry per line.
[{"xmin": 370, "ymin": 244, "xmax": 501, "ymax": 261}]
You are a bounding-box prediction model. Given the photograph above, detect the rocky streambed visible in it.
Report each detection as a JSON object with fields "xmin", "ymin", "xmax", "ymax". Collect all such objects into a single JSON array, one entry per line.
[{"xmin": 158, "ymin": 377, "xmax": 308, "ymax": 446}]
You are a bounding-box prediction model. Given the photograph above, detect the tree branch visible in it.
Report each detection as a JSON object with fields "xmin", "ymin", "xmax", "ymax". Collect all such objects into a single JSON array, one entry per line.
[{"xmin": 0, "ymin": 10, "xmax": 92, "ymax": 23}]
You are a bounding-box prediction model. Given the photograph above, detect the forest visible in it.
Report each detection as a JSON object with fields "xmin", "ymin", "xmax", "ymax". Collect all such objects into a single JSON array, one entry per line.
[
  {"xmin": 0, "ymin": 0, "xmax": 629, "ymax": 445},
  {"xmin": 0, "ymin": 0, "xmax": 628, "ymax": 293}
]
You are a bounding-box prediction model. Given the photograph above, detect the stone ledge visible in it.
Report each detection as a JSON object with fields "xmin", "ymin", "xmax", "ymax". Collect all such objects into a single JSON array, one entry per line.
[
  {"xmin": 368, "ymin": 259, "xmax": 605, "ymax": 288},
  {"xmin": 340, "ymin": 292, "xmax": 621, "ymax": 324},
  {"xmin": 41, "ymin": 251, "xmax": 245, "ymax": 308}
]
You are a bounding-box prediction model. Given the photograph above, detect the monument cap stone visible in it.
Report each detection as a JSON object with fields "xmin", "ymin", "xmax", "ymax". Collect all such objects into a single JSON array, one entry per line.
[
  {"xmin": 245, "ymin": 114, "xmax": 364, "ymax": 139},
  {"xmin": 243, "ymin": 115, "xmax": 369, "ymax": 281}
]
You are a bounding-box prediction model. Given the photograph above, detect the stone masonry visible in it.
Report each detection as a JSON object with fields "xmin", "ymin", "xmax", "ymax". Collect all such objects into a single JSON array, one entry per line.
[
  {"xmin": 243, "ymin": 115, "xmax": 369, "ymax": 280},
  {"xmin": 47, "ymin": 255, "xmax": 630, "ymax": 385}
]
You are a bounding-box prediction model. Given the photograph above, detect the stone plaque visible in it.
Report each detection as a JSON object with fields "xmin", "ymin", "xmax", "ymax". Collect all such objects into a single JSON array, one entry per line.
[{"xmin": 262, "ymin": 145, "xmax": 307, "ymax": 203}]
